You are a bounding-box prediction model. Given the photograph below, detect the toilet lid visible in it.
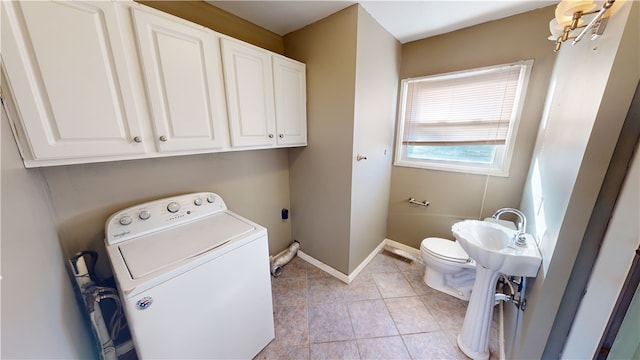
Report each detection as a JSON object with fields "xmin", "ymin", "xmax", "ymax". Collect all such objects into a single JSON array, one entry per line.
[{"xmin": 422, "ymin": 238, "xmax": 470, "ymax": 263}]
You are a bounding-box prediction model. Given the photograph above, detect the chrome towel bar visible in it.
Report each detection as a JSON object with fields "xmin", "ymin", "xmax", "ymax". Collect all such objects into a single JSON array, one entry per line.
[{"xmin": 408, "ymin": 197, "xmax": 430, "ymax": 207}]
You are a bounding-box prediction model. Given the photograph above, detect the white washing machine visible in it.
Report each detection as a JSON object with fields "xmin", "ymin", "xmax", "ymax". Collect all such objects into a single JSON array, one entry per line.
[{"xmin": 104, "ymin": 192, "xmax": 274, "ymax": 359}]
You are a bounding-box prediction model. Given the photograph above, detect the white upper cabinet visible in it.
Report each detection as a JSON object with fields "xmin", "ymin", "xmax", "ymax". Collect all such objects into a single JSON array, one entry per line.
[
  {"xmin": 273, "ymin": 56, "xmax": 307, "ymax": 146},
  {"xmin": 221, "ymin": 38, "xmax": 307, "ymax": 148},
  {"xmin": 221, "ymin": 38, "xmax": 276, "ymax": 148},
  {"xmin": 2, "ymin": 1, "xmax": 148, "ymax": 161},
  {"xmin": 131, "ymin": 7, "xmax": 229, "ymax": 152},
  {"xmin": 2, "ymin": 1, "xmax": 306, "ymax": 167}
]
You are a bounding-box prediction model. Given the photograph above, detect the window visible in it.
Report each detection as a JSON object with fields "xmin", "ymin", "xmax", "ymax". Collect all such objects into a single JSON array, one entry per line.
[{"xmin": 394, "ymin": 60, "xmax": 533, "ymax": 176}]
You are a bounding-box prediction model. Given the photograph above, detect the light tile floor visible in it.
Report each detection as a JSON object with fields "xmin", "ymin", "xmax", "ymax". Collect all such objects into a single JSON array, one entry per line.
[{"xmin": 255, "ymin": 252, "xmax": 500, "ymax": 360}]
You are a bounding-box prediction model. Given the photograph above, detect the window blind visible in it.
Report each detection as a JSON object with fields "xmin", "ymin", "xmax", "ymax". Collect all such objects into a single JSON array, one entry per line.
[{"xmin": 402, "ymin": 64, "xmax": 525, "ymax": 146}]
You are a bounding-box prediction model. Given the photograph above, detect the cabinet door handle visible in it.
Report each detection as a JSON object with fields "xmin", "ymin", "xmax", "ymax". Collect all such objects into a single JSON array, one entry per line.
[
  {"xmin": 159, "ymin": 135, "xmax": 167, "ymax": 142},
  {"xmin": 268, "ymin": 134, "xmax": 274, "ymax": 138},
  {"xmin": 133, "ymin": 136, "xmax": 142, "ymax": 143},
  {"xmin": 279, "ymin": 134, "xmax": 284, "ymax": 138}
]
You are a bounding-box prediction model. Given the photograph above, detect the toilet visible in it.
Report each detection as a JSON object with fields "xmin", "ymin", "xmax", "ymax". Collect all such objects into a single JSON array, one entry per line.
[{"xmin": 420, "ymin": 237, "xmax": 476, "ymax": 301}]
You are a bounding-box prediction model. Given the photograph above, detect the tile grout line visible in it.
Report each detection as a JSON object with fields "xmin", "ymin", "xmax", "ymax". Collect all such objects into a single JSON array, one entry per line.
[{"xmin": 264, "ymin": 253, "xmax": 478, "ymax": 359}]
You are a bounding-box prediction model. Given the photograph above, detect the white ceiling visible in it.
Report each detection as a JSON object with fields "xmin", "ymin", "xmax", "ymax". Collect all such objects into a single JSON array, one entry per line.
[{"xmin": 206, "ymin": 1, "xmax": 558, "ymax": 43}]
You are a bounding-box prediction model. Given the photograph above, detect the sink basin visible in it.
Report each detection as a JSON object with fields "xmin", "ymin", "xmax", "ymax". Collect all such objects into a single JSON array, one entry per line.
[{"xmin": 451, "ymin": 219, "xmax": 541, "ymax": 277}]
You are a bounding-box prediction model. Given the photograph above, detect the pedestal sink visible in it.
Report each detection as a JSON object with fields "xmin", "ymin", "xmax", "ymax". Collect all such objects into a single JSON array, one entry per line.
[{"xmin": 451, "ymin": 219, "xmax": 542, "ymax": 360}]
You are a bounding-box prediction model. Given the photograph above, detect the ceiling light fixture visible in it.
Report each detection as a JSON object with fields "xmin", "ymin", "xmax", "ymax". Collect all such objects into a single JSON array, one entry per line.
[{"xmin": 549, "ymin": 0, "xmax": 616, "ymax": 52}]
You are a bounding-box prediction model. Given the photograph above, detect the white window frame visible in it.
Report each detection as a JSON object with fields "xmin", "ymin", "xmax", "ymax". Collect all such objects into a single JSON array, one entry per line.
[{"xmin": 394, "ymin": 60, "xmax": 533, "ymax": 177}]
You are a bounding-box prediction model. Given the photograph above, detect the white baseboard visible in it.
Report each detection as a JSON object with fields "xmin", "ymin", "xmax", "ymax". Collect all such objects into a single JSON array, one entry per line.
[
  {"xmin": 346, "ymin": 240, "xmax": 387, "ymax": 283},
  {"xmin": 297, "ymin": 239, "xmax": 387, "ymax": 284},
  {"xmin": 297, "ymin": 238, "xmax": 423, "ymax": 284},
  {"xmin": 297, "ymin": 250, "xmax": 350, "ymax": 283},
  {"xmin": 383, "ymin": 238, "xmax": 421, "ymax": 258}
]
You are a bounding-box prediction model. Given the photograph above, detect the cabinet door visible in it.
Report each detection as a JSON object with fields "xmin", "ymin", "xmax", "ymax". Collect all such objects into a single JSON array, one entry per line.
[
  {"xmin": 221, "ymin": 38, "xmax": 276, "ymax": 148},
  {"xmin": 2, "ymin": 1, "xmax": 147, "ymax": 160},
  {"xmin": 131, "ymin": 7, "xmax": 229, "ymax": 152},
  {"xmin": 273, "ymin": 56, "xmax": 307, "ymax": 146}
]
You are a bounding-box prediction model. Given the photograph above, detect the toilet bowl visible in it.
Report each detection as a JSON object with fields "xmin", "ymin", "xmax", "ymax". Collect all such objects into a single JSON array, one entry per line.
[{"xmin": 421, "ymin": 237, "xmax": 476, "ymax": 301}]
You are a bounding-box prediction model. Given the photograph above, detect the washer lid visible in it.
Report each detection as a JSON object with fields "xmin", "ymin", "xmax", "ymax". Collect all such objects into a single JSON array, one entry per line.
[
  {"xmin": 118, "ymin": 212, "xmax": 255, "ymax": 279},
  {"xmin": 422, "ymin": 238, "xmax": 470, "ymax": 263}
]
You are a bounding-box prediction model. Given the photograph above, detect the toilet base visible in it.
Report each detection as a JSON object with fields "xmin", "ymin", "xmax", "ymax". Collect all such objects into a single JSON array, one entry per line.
[
  {"xmin": 420, "ymin": 237, "xmax": 476, "ymax": 301},
  {"xmin": 423, "ymin": 269, "xmax": 474, "ymax": 301}
]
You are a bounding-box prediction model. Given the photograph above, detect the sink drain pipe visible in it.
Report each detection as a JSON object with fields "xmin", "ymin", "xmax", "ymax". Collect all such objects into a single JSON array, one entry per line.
[{"xmin": 270, "ymin": 241, "xmax": 300, "ymax": 276}]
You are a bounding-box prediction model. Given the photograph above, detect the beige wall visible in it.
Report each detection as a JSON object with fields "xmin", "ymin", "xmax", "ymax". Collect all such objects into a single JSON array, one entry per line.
[
  {"xmin": 510, "ymin": 2, "xmax": 639, "ymax": 358},
  {"xmin": 136, "ymin": 0, "xmax": 284, "ymax": 54},
  {"xmin": 387, "ymin": 6, "xmax": 556, "ymax": 248},
  {"xmin": 349, "ymin": 6, "xmax": 400, "ymax": 273},
  {"xmin": 1, "ymin": 74, "xmax": 93, "ymax": 359},
  {"xmin": 40, "ymin": 149, "xmax": 293, "ymax": 277},
  {"xmin": 285, "ymin": 6, "xmax": 358, "ymax": 274},
  {"xmin": 285, "ymin": 5, "xmax": 400, "ymax": 275}
]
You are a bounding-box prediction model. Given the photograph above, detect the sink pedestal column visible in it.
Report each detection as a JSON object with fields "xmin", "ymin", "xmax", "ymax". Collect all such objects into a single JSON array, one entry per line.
[{"xmin": 457, "ymin": 267, "xmax": 501, "ymax": 360}]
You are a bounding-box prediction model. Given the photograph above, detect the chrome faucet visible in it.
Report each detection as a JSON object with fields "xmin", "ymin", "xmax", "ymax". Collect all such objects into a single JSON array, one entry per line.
[{"xmin": 492, "ymin": 208, "xmax": 527, "ymax": 247}]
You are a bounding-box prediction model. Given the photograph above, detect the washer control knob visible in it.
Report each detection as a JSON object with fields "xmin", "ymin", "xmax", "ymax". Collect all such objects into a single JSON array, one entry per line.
[
  {"xmin": 194, "ymin": 198, "xmax": 203, "ymax": 206},
  {"xmin": 206, "ymin": 195, "xmax": 216, "ymax": 203},
  {"xmin": 119, "ymin": 216, "xmax": 133, "ymax": 226},
  {"xmin": 167, "ymin": 201, "xmax": 180, "ymax": 213},
  {"xmin": 139, "ymin": 210, "xmax": 151, "ymax": 220}
]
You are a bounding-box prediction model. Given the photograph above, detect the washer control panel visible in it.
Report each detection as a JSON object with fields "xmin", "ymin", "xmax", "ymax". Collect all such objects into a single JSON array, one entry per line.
[{"xmin": 105, "ymin": 192, "xmax": 227, "ymax": 245}]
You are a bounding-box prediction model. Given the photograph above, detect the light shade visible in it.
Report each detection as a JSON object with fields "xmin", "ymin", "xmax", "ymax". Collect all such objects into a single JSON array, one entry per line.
[
  {"xmin": 555, "ymin": 0, "xmax": 598, "ymax": 24},
  {"xmin": 549, "ymin": 0, "xmax": 617, "ymax": 52}
]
